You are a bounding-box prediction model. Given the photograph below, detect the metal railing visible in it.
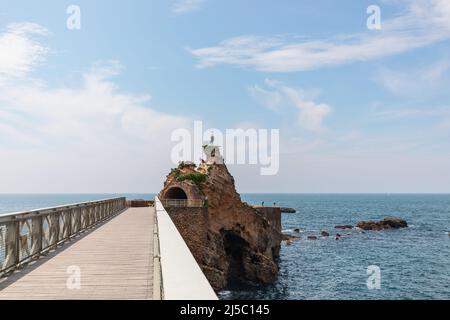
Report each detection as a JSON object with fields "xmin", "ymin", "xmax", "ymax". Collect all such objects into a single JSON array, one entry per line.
[
  {"xmin": 0, "ymin": 197, "xmax": 126, "ymax": 277},
  {"xmin": 158, "ymin": 199, "xmax": 204, "ymax": 208}
]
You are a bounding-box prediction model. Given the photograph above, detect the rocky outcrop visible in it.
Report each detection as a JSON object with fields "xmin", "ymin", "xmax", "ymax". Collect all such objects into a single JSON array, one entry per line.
[
  {"xmin": 198, "ymin": 164, "xmax": 281, "ymax": 289},
  {"xmin": 335, "ymin": 225, "xmax": 353, "ymax": 230},
  {"xmin": 356, "ymin": 218, "xmax": 408, "ymax": 231},
  {"xmin": 282, "ymin": 234, "xmax": 301, "ymax": 241},
  {"xmin": 159, "ymin": 161, "xmax": 281, "ymax": 290}
]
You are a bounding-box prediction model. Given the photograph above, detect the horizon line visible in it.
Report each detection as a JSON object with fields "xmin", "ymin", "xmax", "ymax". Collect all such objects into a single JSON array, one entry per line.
[{"xmin": 1, "ymin": 192, "xmax": 450, "ymax": 195}]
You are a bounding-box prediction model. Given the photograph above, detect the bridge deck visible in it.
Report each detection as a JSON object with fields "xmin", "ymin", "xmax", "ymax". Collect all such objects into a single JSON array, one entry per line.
[{"xmin": 0, "ymin": 207, "xmax": 155, "ymax": 300}]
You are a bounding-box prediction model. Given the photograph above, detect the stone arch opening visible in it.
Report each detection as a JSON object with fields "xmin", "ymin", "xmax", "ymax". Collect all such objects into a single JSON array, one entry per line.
[{"xmin": 164, "ymin": 187, "xmax": 188, "ymax": 200}]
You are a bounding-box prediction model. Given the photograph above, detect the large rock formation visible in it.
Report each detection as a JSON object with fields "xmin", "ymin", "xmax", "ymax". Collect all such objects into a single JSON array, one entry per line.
[{"xmin": 159, "ymin": 160, "xmax": 282, "ymax": 290}]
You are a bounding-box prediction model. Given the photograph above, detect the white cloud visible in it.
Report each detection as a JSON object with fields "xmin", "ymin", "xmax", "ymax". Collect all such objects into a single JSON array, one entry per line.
[
  {"xmin": 282, "ymin": 87, "xmax": 331, "ymax": 132},
  {"xmin": 0, "ymin": 23, "xmax": 191, "ymax": 193},
  {"xmin": 249, "ymin": 79, "xmax": 331, "ymax": 132},
  {"xmin": 229, "ymin": 128, "xmax": 450, "ymax": 193},
  {"xmin": 172, "ymin": 0, "xmax": 207, "ymax": 15},
  {"xmin": 248, "ymin": 84, "xmax": 282, "ymax": 112},
  {"xmin": 1, "ymin": 65, "xmax": 188, "ymax": 143},
  {"xmin": 372, "ymin": 106, "xmax": 450, "ymax": 123},
  {"xmin": 190, "ymin": 0, "xmax": 450, "ymax": 72},
  {"xmin": 376, "ymin": 59, "xmax": 450, "ymax": 96},
  {"xmin": 0, "ymin": 22, "xmax": 48, "ymax": 81}
]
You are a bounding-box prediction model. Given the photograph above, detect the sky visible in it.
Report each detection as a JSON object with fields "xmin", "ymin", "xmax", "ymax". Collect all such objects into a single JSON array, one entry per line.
[{"xmin": 1, "ymin": 0, "xmax": 450, "ymax": 193}]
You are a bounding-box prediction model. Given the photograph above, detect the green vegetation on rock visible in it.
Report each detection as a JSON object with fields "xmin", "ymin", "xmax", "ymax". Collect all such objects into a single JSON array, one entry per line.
[{"xmin": 177, "ymin": 172, "xmax": 207, "ymax": 186}]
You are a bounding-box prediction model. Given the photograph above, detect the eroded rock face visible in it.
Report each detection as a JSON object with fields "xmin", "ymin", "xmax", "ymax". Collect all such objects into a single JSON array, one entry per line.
[
  {"xmin": 356, "ymin": 218, "xmax": 408, "ymax": 231},
  {"xmin": 200, "ymin": 164, "xmax": 281, "ymax": 288},
  {"xmin": 159, "ymin": 162, "xmax": 282, "ymax": 290}
]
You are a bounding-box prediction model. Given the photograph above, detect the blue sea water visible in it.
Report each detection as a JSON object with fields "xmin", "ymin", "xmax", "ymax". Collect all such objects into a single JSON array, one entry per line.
[
  {"xmin": 220, "ymin": 194, "xmax": 450, "ymax": 300},
  {"xmin": 1, "ymin": 193, "xmax": 449, "ymax": 300}
]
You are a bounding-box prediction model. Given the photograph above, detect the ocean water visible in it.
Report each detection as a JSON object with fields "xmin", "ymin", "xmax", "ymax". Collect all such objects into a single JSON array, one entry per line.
[
  {"xmin": 1, "ymin": 193, "xmax": 449, "ymax": 300},
  {"xmin": 220, "ymin": 194, "xmax": 450, "ymax": 300}
]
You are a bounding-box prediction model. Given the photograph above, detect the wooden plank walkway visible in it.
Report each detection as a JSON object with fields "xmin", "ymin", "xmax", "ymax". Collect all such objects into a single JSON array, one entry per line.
[{"xmin": 0, "ymin": 207, "xmax": 155, "ymax": 300}]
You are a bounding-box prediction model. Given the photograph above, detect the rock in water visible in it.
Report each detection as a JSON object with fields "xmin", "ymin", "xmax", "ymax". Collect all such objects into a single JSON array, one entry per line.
[
  {"xmin": 282, "ymin": 234, "xmax": 301, "ymax": 241},
  {"xmin": 307, "ymin": 235, "xmax": 318, "ymax": 240},
  {"xmin": 356, "ymin": 218, "xmax": 408, "ymax": 231},
  {"xmin": 335, "ymin": 225, "xmax": 354, "ymax": 230},
  {"xmin": 159, "ymin": 159, "xmax": 281, "ymax": 290},
  {"xmin": 280, "ymin": 207, "xmax": 296, "ymax": 213},
  {"xmin": 321, "ymin": 231, "xmax": 330, "ymax": 237}
]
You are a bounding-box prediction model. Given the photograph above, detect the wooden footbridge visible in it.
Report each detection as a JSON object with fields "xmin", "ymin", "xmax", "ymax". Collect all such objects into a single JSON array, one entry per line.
[{"xmin": 0, "ymin": 197, "xmax": 217, "ymax": 300}]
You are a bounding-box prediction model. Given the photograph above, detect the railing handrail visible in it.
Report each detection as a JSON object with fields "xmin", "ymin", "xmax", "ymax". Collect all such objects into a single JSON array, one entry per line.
[
  {"xmin": 0, "ymin": 197, "xmax": 126, "ymax": 221},
  {"xmin": 0, "ymin": 197, "xmax": 127, "ymax": 277},
  {"xmin": 158, "ymin": 199, "xmax": 204, "ymax": 208}
]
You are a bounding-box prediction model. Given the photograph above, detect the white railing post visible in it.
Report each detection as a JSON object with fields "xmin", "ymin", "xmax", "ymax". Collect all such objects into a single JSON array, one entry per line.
[
  {"xmin": 3, "ymin": 220, "xmax": 18, "ymax": 270},
  {"xmin": 30, "ymin": 215, "xmax": 42, "ymax": 256}
]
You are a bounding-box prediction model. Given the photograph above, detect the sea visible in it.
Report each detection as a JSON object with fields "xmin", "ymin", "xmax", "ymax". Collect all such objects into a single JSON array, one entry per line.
[{"xmin": 1, "ymin": 193, "xmax": 449, "ymax": 300}]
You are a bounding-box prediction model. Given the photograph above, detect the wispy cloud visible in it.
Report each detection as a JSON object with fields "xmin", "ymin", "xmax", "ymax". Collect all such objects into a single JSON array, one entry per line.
[
  {"xmin": 190, "ymin": 0, "xmax": 450, "ymax": 72},
  {"xmin": 249, "ymin": 82, "xmax": 283, "ymax": 112},
  {"xmin": 372, "ymin": 105, "xmax": 450, "ymax": 132},
  {"xmin": 0, "ymin": 22, "xmax": 48, "ymax": 81},
  {"xmin": 376, "ymin": 59, "xmax": 450, "ymax": 96},
  {"xmin": 0, "ymin": 22, "xmax": 191, "ymax": 192},
  {"xmin": 249, "ymin": 79, "xmax": 331, "ymax": 132},
  {"xmin": 172, "ymin": 0, "xmax": 207, "ymax": 15},
  {"xmin": 373, "ymin": 106, "xmax": 450, "ymax": 120}
]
